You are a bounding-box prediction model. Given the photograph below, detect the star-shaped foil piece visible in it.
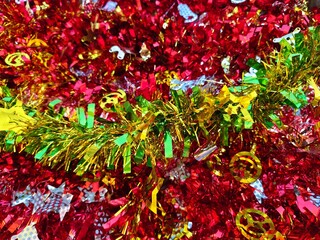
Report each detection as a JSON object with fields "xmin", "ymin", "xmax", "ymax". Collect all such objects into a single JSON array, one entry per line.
[
  {"xmin": 231, "ymin": 0, "xmax": 247, "ymax": 3},
  {"xmin": 11, "ymin": 222, "xmax": 39, "ymax": 240},
  {"xmin": 78, "ymin": 186, "xmax": 96, "ymax": 203},
  {"xmin": 101, "ymin": 1, "xmax": 117, "ymax": 12},
  {"xmin": 47, "ymin": 182, "xmax": 65, "ymax": 195},
  {"xmin": 32, "ymin": 190, "xmax": 49, "ymax": 214},
  {"xmin": 43, "ymin": 193, "xmax": 63, "ymax": 214},
  {"xmin": 42, "ymin": 182, "xmax": 73, "ymax": 221},
  {"xmin": 59, "ymin": 193, "xmax": 73, "ymax": 221},
  {"xmin": 11, "ymin": 185, "xmax": 33, "ymax": 207}
]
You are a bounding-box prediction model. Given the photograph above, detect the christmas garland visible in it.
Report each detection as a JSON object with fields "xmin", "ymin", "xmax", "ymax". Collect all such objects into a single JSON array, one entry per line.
[
  {"xmin": 1, "ymin": 1, "xmax": 320, "ymax": 239},
  {"xmin": 1, "ymin": 25, "xmax": 319, "ymax": 176}
]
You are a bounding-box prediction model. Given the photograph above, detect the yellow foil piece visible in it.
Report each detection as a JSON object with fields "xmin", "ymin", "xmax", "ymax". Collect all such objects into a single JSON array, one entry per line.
[
  {"xmin": 35, "ymin": 2, "xmax": 50, "ymax": 11},
  {"xmin": 140, "ymin": 42, "xmax": 151, "ymax": 61},
  {"xmin": 309, "ymin": 78, "xmax": 320, "ymax": 106},
  {"xmin": 147, "ymin": 178, "xmax": 164, "ymax": 214},
  {"xmin": 33, "ymin": 52, "xmax": 52, "ymax": 68},
  {"xmin": 27, "ymin": 39, "xmax": 48, "ymax": 48},
  {"xmin": 183, "ymin": 223, "xmax": 192, "ymax": 238},
  {"xmin": 146, "ymin": 169, "xmax": 164, "ymax": 214},
  {"xmin": 5, "ymin": 53, "xmax": 30, "ymax": 67},
  {"xmin": 0, "ymin": 100, "xmax": 36, "ymax": 133},
  {"xmin": 229, "ymin": 151, "xmax": 262, "ymax": 183},
  {"xmin": 217, "ymin": 86, "xmax": 256, "ymax": 124},
  {"xmin": 236, "ymin": 208, "xmax": 276, "ymax": 240},
  {"xmin": 78, "ymin": 50, "xmax": 102, "ymax": 60},
  {"xmin": 99, "ymin": 89, "xmax": 127, "ymax": 111}
]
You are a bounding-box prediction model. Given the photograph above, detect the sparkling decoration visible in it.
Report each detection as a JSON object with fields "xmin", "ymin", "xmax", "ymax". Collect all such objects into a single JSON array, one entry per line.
[
  {"xmin": 250, "ymin": 179, "xmax": 267, "ymax": 204},
  {"xmin": 229, "ymin": 151, "xmax": 262, "ymax": 183},
  {"xmin": 5, "ymin": 53, "xmax": 30, "ymax": 67},
  {"xmin": 236, "ymin": 208, "xmax": 276, "ymax": 240},
  {"xmin": 11, "ymin": 182, "xmax": 72, "ymax": 221},
  {"xmin": 231, "ymin": 0, "xmax": 247, "ymax": 3},
  {"xmin": 0, "ymin": 0, "xmax": 320, "ymax": 239},
  {"xmin": 170, "ymin": 75, "xmax": 210, "ymax": 92},
  {"xmin": 94, "ymin": 206, "xmax": 110, "ymax": 240},
  {"xmin": 177, "ymin": 3, "xmax": 198, "ymax": 23},
  {"xmin": 139, "ymin": 42, "xmax": 151, "ymax": 61},
  {"xmin": 101, "ymin": 1, "xmax": 118, "ymax": 12},
  {"xmin": 165, "ymin": 161, "xmax": 190, "ymax": 182},
  {"xmin": 78, "ymin": 185, "xmax": 96, "ymax": 203},
  {"xmin": 11, "ymin": 185, "xmax": 33, "ymax": 207},
  {"xmin": 109, "ymin": 46, "xmax": 126, "ymax": 60},
  {"xmin": 221, "ymin": 56, "xmax": 231, "ymax": 74},
  {"xmin": 11, "ymin": 222, "xmax": 39, "ymax": 240},
  {"xmin": 273, "ymin": 27, "xmax": 301, "ymax": 46}
]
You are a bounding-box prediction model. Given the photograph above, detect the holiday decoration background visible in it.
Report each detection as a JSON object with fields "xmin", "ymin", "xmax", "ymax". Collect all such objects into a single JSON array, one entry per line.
[{"xmin": 0, "ymin": 0, "xmax": 320, "ymax": 239}]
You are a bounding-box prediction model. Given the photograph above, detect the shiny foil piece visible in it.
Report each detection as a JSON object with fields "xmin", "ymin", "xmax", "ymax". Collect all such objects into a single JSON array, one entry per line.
[{"xmin": 229, "ymin": 151, "xmax": 262, "ymax": 183}]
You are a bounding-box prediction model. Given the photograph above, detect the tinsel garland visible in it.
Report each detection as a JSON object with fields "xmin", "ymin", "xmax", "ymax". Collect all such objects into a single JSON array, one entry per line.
[
  {"xmin": 0, "ymin": 0, "xmax": 320, "ymax": 239},
  {"xmin": 1, "ymin": 26, "xmax": 319, "ymax": 175}
]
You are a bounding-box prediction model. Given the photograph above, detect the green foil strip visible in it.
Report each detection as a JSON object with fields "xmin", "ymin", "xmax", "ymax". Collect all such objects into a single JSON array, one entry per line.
[
  {"xmin": 136, "ymin": 96, "xmax": 152, "ymax": 115},
  {"xmin": 1, "ymin": 86, "xmax": 12, "ymax": 98},
  {"xmin": 234, "ymin": 117, "xmax": 243, "ymax": 132},
  {"xmin": 48, "ymin": 147, "xmax": 61, "ymax": 158},
  {"xmin": 83, "ymin": 144, "xmax": 101, "ymax": 162},
  {"xmin": 74, "ymin": 158, "xmax": 89, "ymax": 176},
  {"xmin": 108, "ymin": 146, "xmax": 118, "ymax": 169},
  {"xmin": 77, "ymin": 107, "xmax": 86, "ymax": 126},
  {"xmin": 35, "ymin": 145, "xmax": 50, "ymax": 160},
  {"xmin": 171, "ymin": 90, "xmax": 182, "ymax": 112},
  {"xmin": 2, "ymin": 96, "xmax": 13, "ymax": 102},
  {"xmin": 135, "ymin": 142, "xmax": 145, "ymax": 164},
  {"xmin": 182, "ymin": 138, "xmax": 191, "ymax": 157},
  {"xmin": 5, "ymin": 131, "xmax": 15, "ymax": 150},
  {"xmin": 123, "ymin": 145, "xmax": 131, "ymax": 174},
  {"xmin": 220, "ymin": 122, "xmax": 229, "ymax": 147},
  {"xmin": 147, "ymin": 156, "xmax": 152, "ymax": 167},
  {"xmin": 269, "ymin": 113, "xmax": 283, "ymax": 128},
  {"xmin": 86, "ymin": 103, "xmax": 95, "ymax": 129},
  {"xmin": 244, "ymin": 120, "xmax": 253, "ymax": 129},
  {"xmin": 49, "ymin": 99, "xmax": 62, "ymax": 108},
  {"xmin": 280, "ymin": 89, "xmax": 307, "ymax": 109},
  {"xmin": 243, "ymin": 76, "xmax": 260, "ymax": 84},
  {"xmin": 114, "ymin": 133, "xmax": 128, "ymax": 146},
  {"xmin": 123, "ymin": 101, "xmax": 138, "ymax": 121},
  {"xmin": 164, "ymin": 131, "xmax": 173, "ymax": 158}
]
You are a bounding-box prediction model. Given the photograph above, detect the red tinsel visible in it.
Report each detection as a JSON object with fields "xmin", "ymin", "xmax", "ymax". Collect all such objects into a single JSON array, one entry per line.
[{"xmin": 0, "ymin": 0, "xmax": 320, "ymax": 239}]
